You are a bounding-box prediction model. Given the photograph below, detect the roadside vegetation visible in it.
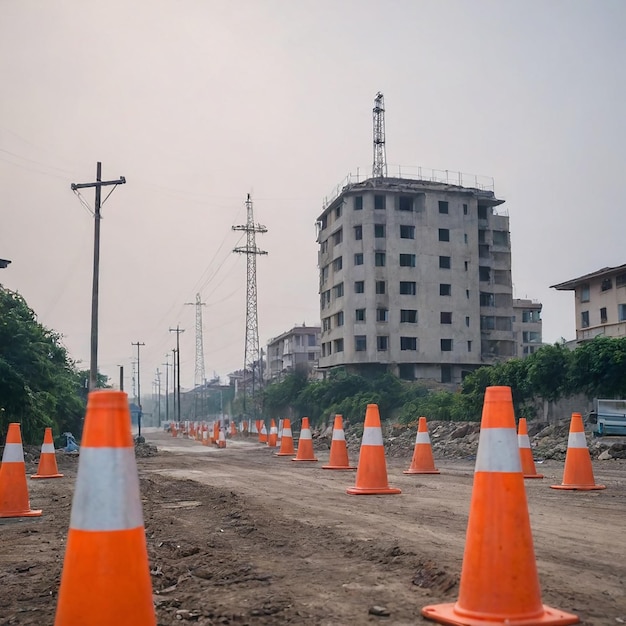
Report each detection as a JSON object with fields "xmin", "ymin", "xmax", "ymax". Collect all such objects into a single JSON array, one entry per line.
[
  {"xmin": 262, "ymin": 338, "xmax": 626, "ymax": 426},
  {"xmin": 0, "ymin": 285, "xmax": 107, "ymax": 443}
]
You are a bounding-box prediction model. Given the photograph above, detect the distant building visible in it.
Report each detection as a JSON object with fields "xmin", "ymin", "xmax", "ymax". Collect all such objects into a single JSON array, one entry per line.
[
  {"xmin": 265, "ymin": 325, "xmax": 321, "ymax": 382},
  {"xmin": 0, "ymin": 258, "xmax": 11, "ymax": 269},
  {"xmin": 551, "ymin": 264, "xmax": 626, "ymax": 343},
  {"xmin": 316, "ymin": 172, "xmax": 516, "ymax": 384},
  {"xmin": 512, "ymin": 299, "xmax": 543, "ymax": 356}
]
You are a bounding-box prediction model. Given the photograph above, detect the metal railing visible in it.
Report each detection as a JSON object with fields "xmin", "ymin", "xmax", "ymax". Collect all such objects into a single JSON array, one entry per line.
[{"xmin": 322, "ymin": 165, "xmax": 495, "ymax": 210}]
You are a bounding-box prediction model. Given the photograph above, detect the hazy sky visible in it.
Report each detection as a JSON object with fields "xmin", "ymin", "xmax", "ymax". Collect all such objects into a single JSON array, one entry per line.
[{"xmin": 2, "ymin": 0, "xmax": 625, "ymax": 393}]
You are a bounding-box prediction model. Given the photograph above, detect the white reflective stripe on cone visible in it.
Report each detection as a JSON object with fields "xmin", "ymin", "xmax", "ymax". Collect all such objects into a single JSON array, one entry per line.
[
  {"xmin": 70, "ymin": 447, "xmax": 144, "ymax": 531},
  {"xmin": 361, "ymin": 427, "xmax": 384, "ymax": 446},
  {"xmin": 517, "ymin": 434, "xmax": 531, "ymax": 449},
  {"xmin": 270, "ymin": 427, "xmax": 278, "ymax": 434},
  {"xmin": 282, "ymin": 428, "xmax": 292, "ymax": 437},
  {"xmin": 475, "ymin": 428, "xmax": 522, "ymax": 473},
  {"xmin": 415, "ymin": 432, "xmax": 431, "ymax": 445},
  {"xmin": 332, "ymin": 429, "xmax": 346, "ymax": 441},
  {"xmin": 299, "ymin": 429, "xmax": 312, "ymax": 440},
  {"xmin": 2, "ymin": 443, "xmax": 24, "ymax": 463},
  {"xmin": 41, "ymin": 442, "xmax": 56, "ymax": 454},
  {"xmin": 568, "ymin": 432, "xmax": 588, "ymax": 449}
]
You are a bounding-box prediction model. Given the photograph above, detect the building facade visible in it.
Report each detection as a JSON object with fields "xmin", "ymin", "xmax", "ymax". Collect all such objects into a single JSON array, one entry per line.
[
  {"xmin": 551, "ymin": 264, "xmax": 626, "ymax": 342},
  {"xmin": 265, "ymin": 325, "xmax": 321, "ymax": 382},
  {"xmin": 316, "ymin": 175, "xmax": 515, "ymax": 384},
  {"xmin": 512, "ymin": 298, "xmax": 543, "ymax": 356}
]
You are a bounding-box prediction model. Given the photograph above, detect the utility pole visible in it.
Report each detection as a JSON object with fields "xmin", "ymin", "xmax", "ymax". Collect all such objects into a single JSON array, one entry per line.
[
  {"xmin": 156, "ymin": 368, "xmax": 161, "ymax": 426},
  {"xmin": 119, "ymin": 365, "xmax": 124, "ymax": 391},
  {"xmin": 71, "ymin": 163, "xmax": 126, "ymax": 391},
  {"xmin": 372, "ymin": 92, "xmax": 388, "ymax": 179},
  {"xmin": 132, "ymin": 341, "xmax": 145, "ymax": 438},
  {"xmin": 185, "ymin": 294, "xmax": 206, "ymax": 421},
  {"xmin": 171, "ymin": 348, "xmax": 177, "ymax": 423},
  {"xmin": 233, "ymin": 194, "xmax": 267, "ymax": 420},
  {"xmin": 162, "ymin": 355, "xmax": 171, "ymax": 424},
  {"xmin": 169, "ymin": 326, "xmax": 185, "ymax": 423}
]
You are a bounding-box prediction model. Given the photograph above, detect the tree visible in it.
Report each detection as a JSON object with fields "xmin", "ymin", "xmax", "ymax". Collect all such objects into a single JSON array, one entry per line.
[{"xmin": 0, "ymin": 286, "xmax": 87, "ymax": 443}]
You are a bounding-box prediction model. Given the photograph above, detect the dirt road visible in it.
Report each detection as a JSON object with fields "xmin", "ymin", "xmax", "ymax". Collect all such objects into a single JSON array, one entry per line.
[{"xmin": 0, "ymin": 429, "xmax": 625, "ymax": 625}]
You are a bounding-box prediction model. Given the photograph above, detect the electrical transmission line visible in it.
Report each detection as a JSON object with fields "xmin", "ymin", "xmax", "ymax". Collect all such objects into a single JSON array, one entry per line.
[
  {"xmin": 185, "ymin": 293, "xmax": 206, "ymax": 420},
  {"xmin": 233, "ymin": 194, "xmax": 267, "ymax": 420}
]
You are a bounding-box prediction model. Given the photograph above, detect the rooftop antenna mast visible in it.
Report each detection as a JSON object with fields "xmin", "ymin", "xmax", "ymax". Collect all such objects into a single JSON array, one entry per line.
[
  {"xmin": 233, "ymin": 194, "xmax": 267, "ymax": 420},
  {"xmin": 185, "ymin": 293, "xmax": 207, "ymax": 420},
  {"xmin": 372, "ymin": 91, "xmax": 388, "ymax": 178}
]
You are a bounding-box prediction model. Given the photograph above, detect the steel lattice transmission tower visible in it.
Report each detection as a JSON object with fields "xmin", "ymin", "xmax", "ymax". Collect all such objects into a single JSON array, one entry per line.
[
  {"xmin": 185, "ymin": 293, "xmax": 207, "ymax": 418},
  {"xmin": 233, "ymin": 194, "xmax": 267, "ymax": 419},
  {"xmin": 372, "ymin": 91, "xmax": 388, "ymax": 178}
]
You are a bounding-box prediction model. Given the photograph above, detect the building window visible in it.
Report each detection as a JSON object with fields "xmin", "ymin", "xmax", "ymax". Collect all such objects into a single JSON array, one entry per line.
[
  {"xmin": 375, "ymin": 280, "xmax": 386, "ymax": 294},
  {"xmin": 440, "ymin": 312, "xmax": 452, "ymax": 324},
  {"xmin": 398, "ymin": 196, "xmax": 414, "ymax": 212},
  {"xmin": 580, "ymin": 284, "xmax": 590, "ymax": 302},
  {"xmin": 355, "ymin": 308, "xmax": 366, "ymax": 322},
  {"xmin": 400, "ymin": 281, "xmax": 417, "ymax": 295},
  {"xmin": 320, "ymin": 215, "xmax": 328, "ymax": 230},
  {"xmin": 617, "ymin": 273, "xmax": 626, "ymax": 288},
  {"xmin": 478, "ymin": 230, "xmax": 486, "ymax": 244},
  {"xmin": 465, "ymin": 316, "xmax": 470, "ymax": 327},
  {"xmin": 374, "ymin": 195, "xmax": 386, "ymax": 210},
  {"xmin": 308, "ymin": 352, "xmax": 316, "ymax": 361},
  {"xmin": 438, "ymin": 201, "xmax": 449, "ymax": 214},
  {"xmin": 333, "ymin": 338, "xmax": 344, "ymax": 352},
  {"xmin": 320, "ymin": 240, "xmax": 328, "ymax": 254},
  {"xmin": 619, "ymin": 303, "xmax": 626, "ymax": 321},
  {"xmin": 441, "ymin": 365, "xmax": 452, "ymax": 383},
  {"xmin": 400, "ymin": 225, "xmax": 415, "ymax": 239},
  {"xmin": 493, "ymin": 230, "xmax": 508, "ymax": 246},
  {"xmin": 600, "ymin": 307, "xmax": 608, "ymax": 324},
  {"xmin": 355, "ymin": 335, "xmax": 367, "ymax": 351},
  {"xmin": 321, "ymin": 290, "xmax": 331, "ymax": 309},
  {"xmin": 400, "ymin": 336, "xmax": 417, "ymax": 351},
  {"xmin": 464, "ymin": 261, "xmax": 468, "ymax": 271},
  {"xmin": 581, "ymin": 311, "xmax": 590, "ymax": 328},
  {"xmin": 374, "ymin": 224, "xmax": 386, "ymax": 238},
  {"xmin": 399, "ymin": 364, "xmax": 414, "ymax": 380},
  {"xmin": 441, "ymin": 338, "xmax": 453, "ymax": 352},
  {"xmin": 333, "ymin": 282, "xmax": 344, "ymax": 298},
  {"xmin": 308, "ymin": 334, "xmax": 317, "ymax": 346},
  {"xmin": 335, "ymin": 204, "xmax": 342, "ymax": 219},
  {"xmin": 354, "ymin": 225, "xmax": 363, "ymax": 240},
  {"xmin": 332, "ymin": 256, "xmax": 343, "ymax": 271},
  {"xmin": 467, "ymin": 340, "xmax": 472, "ymax": 352},
  {"xmin": 440, "ymin": 283, "xmax": 451, "ymax": 296},
  {"xmin": 377, "ymin": 336, "xmax": 388, "ymax": 351},
  {"xmin": 601, "ymin": 278, "xmax": 613, "ymax": 292},
  {"xmin": 466, "ymin": 289, "xmax": 470, "ymax": 299},
  {"xmin": 522, "ymin": 310, "xmax": 541, "ymax": 323},
  {"xmin": 354, "ymin": 196, "xmax": 363, "ymax": 210},
  {"xmin": 523, "ymin": 331, "xmax": 541, "ymax": 343},
  {"xmin": 478, "ymin": 206, "xmax": 487, "ymax": 220},
  {"xmin": 439, "ymin": 256, "xmax": 451, "ymax": 269},
  {"xmin": 332, "ymin": 229, "xmax": 343, "ymax": 245},
  {"xmin": 464, "ymin": 233, "xmax": 468, "ymax": 244},
  {"xmin": 335, "ymin": 311, "xmax": 344, "ymax": 327},
  {"xmin": 480, "ymin": 292, "xmax": 494, "ymax": 307},
  {"xmin": 322, "ymin": 317, "xmax": 331, "ymax": 332},
  {"xmin": 400, "ymin": 309, "xmax": 418, "ymax": 323},
  {"xmin": 463, "ymin": 203, "xmax": 468, "ymax": 215},
  {"xmin": 375, "ymin": 252, "xmax": 386, "ymax": 267},
  {"xmin": 321, "ymin": 265, "xmax": 329, "ymax": 284},
  {"xmin": 354, "ymin": 280, "xmax": 365, "ymax": 294},
  {"xmin": 481, "ymin": 316, "xmax": 495, "ymax": 330},
  {"xmin": 438, "ymin": 228, "xmax": 450, "ymax": 242},
  {"xmin": 354, "ymin": 253, "xmax": 363, "ymax": 266},
  {"xmin": 399, "ymin": 254, "xmax": 416, "ymax": 267},
  {"xmin": 479, "ymin": 266, "xmax": 491, "ymax": 281},
  {"xmin": 376, "ymin": 308, "xmax": 388, "ymax": 322}
]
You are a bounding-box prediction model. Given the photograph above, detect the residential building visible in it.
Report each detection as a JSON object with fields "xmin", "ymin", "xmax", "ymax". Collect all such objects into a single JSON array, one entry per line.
[
  {"xmin": 316, "ymin": 173, "xmax": 516, "ymax": 384},
  {"xmin": 551, "ymin": 264, "xmax": 626, "ymax": 342},
  {"xmin": 265, "ymin": 325, "xmax": 321, "ymax": 382},
  {"xmin": 512, "ymin": 298, "xmax": 543, "ymax": 356}
]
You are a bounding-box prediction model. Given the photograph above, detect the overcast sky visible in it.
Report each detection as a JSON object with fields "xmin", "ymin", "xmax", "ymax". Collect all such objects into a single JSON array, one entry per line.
[{"xmin": 2, "ymin": 0, "xmax": 625, "ymax": 394}]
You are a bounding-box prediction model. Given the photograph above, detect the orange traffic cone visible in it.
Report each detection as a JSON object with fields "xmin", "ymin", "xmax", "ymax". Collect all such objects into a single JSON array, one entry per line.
[
  {"xmin": 518, "ymin": 418, "xmax": 543, "ymax": 479},
  {"xmin": 213, "ymin": 421, "xmax": 219, "ymax": 444},
  {"xmin": 0, "ymin": 423, "xmax": 42, "ymax": 518},
  {"xmin": 259, "ymin": 421, "xmax": 268, "ymax": 444},
  {"xmin": 32, "ymin": 427, "xmax": 64, "ymax": 479},
  {"xmin": 347, "ymin": 404, "xmax": 400, "ymax": 495},
  {"xmin": 230, "ymin": 422, "xmax": 237, "ymax": 437},
  {"xmin": 267, "ymin": 419, "xmax": 278, "ymax": 448},
  {"xmin": 551, "ymin": 413, "xmax": 605, "ymax": 491},
  {"xmin": 218, "ymin": 427, "xmax": 227, "ymax": 449},
  {"xmin": 403, "ymin": 416, "xmax": 440, "ymax": 475},
  {"xmin": 292, "ymin": 417, "xmax": 318, "ymax": 462},
  {"xmin": 275, "ymin": 418, "xmax": 296, "ymax": 456},
  {"xmin": 422, "ymin": 386, "xmax": 579, "ymax": 626},
  {"xmin": 202, "ymin": 428, "xmax": 209, "ymax": 447},
  {"xmin": 171, "ymin": 422, "xmax": 177, "ymax": 437},
  {"xmin": 54, "ymin": 390, "xmax": 155, "ymax": 625},
  {"xmin": 322, "ymin": 415, "xmax": 355, "ymax": 470}
]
